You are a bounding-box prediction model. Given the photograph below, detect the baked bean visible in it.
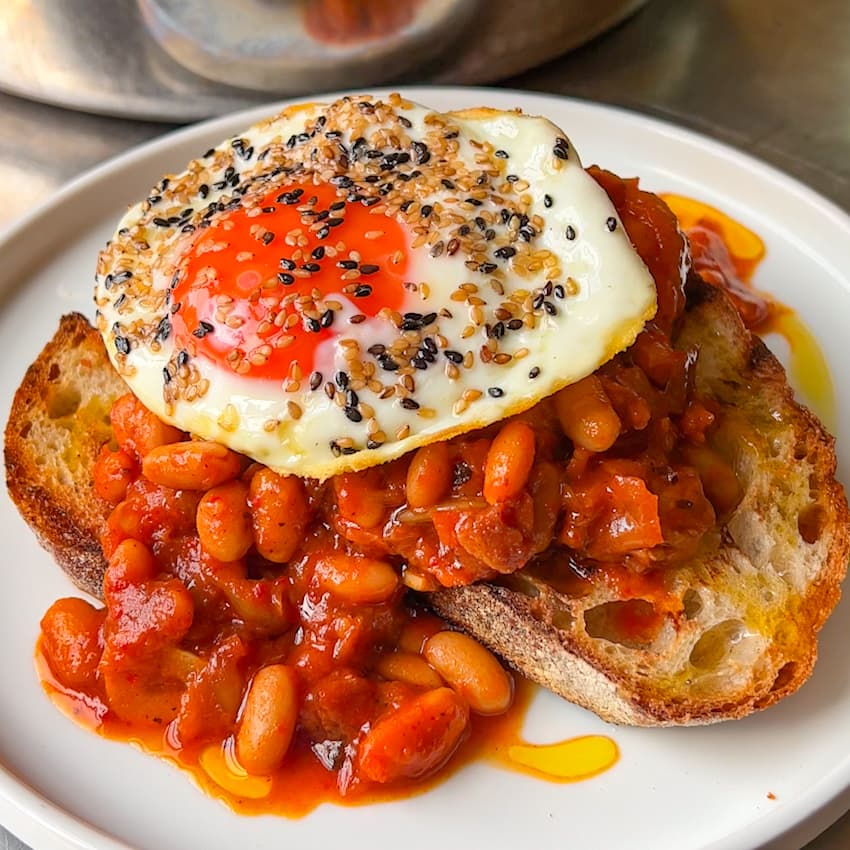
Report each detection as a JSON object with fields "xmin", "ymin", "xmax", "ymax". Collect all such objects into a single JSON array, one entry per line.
[
  {"xmin": 314, "ymin": 553, "xmax": 399, "ymax": 604},
  {"xmin": 235, "ymin": 664, "xmax": 298, "ymax": 775},
  {"xmin": 110, "ymin": 393, "xmax": 183, "ymax": 459},
  {"xmin": 104, "ymin": 537, "xmax": 158, "ymax": 592},
  {"xmin": 401, "ymin": 568, "xmax": 440, "ymax": 592},
  {"xmin": 40, "ymin": 598, "xmax": 105, "ymax": 688},
  {"xmin": 197, "ymin": 480, "xmax": 253, "ymax": 562},
  {"xmin": 357, "ymin": 687, "xmax": 469, "ymax": 783},
  {"xmin": 554, "ymin": 375, "xmax": 621, "ymax": 453},
  {"xmin": 376, "ymin": 651, "xmax": 443, "ymax": 689},
  {"xmin": 483, "ymin": 420, "xmax": 536, "ymax": 505},
  {"xmin": 249, "ymin": 468, "xmax": 310, "ymax": 563},
  {"xmin": 142, "ymin": 441, "xmax": 242, "ymax": 491},
  {"xmin": 406, "ymin": 443, "xmax": 452, "ymax": 508},
  {"xmin": 93, "ymin": 445, "xmax": 137, "ymax": 503},
  {"xmin": 424, "ymin": 631, "xmax": 513, "ymax": 715},
  {"xmin": 334, "ymin": 470, "xmax": 385, "ymax": 528},
  {"xmin": 398, "ymin": 615, "xmax": 444, "ymax": 654}
]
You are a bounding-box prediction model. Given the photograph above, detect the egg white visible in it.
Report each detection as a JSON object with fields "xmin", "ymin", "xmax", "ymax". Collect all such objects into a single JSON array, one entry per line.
[{"xmin": 95, "ymin": 96, "xmax": 656, "ymax": 479}]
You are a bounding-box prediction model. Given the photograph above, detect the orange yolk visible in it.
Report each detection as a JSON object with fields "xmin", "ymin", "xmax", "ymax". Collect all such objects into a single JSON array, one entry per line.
[{"xmin": 171, "ymin": 183, "xmax": 410, "ymax": 382}]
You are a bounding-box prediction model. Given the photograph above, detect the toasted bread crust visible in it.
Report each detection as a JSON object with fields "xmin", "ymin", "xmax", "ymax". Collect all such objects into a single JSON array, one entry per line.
[
  {"xmin": 433, "ymin": 279, "xmax": 850, "ymax": 725},
  {"xmin": 4, "ymin": 313, "xmax": 125, "ymax": 598}
]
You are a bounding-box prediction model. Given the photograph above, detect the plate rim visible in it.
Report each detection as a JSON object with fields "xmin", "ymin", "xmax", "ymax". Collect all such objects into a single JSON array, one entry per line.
[{"xmin": 1, "ymin": 85, "xmax": 849, "ymax": 850}]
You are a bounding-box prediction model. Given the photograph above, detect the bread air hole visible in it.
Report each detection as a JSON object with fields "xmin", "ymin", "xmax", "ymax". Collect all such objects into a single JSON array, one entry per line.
[
  {"xmin": 798, "ymin": 503, "xmax": 826, "ymax": 544},
  {"xmin": 583, "ymin": 600, "xmax": 664, "ymax": 649},
  {"xmin": 770, "ymin": 661, "xmax": 797, "ymax": 693},
  {"xmin": 46, "ymin": 385, "xmax": 82, "ymax": 419},
  {"xmin": 689, "ymin": 619, "xmax": 745, "ymax": 669}
]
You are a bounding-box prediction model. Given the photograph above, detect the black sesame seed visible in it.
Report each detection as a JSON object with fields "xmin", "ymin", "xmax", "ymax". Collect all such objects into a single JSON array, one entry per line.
[
  {"xmin": 553, "ymin": 137, "xmax": 570, "ymax": 160},
  {"xmin": 488, "ymin": 387, "xmax": 505, "ymax": 398},
  {"xmin": 447, "ymin": 238, "xmax": 460, "ymax": 256},
  {"xmin": 478, "ymin": 262, "xmax": 498, "ymax": 274},
  {"xmin": 565, "ymin": 225, "xmax": 576, "ymax": 241},
  {"xmin": 344, "ymin": 406, "xmax": 363, "ymax": 423},
  {"xmin": 544, "ymin": 301, "xmax": 558, "ymax": 316},
  {"xmin": 177, "ymin": 350, "xmax": 189, "ymax": 368},
  {"xmin": 474, "ymin": 216, "xmax": 486, "ymax": 231},
  {"xmin": 506, "ymin": 174, "xmax": 519, "ymax": 183},
  {"xmin": 533, "ymin": 293, "xmax": 545, "ymax": 310},
  {"xmin": 152, "ymin": 217, "xmax": 170, "ymax": 228},
  {"xmin": 519, "ymin": 226, "xmax": 537, "ymax": 242},
  {"xmin": 203, "ymin": 147, "xmax": 215, "ymax": 158},
  {"xmin": 398, "ymin": 115, "xmax": 412, "ymax": 128},
  {"xmin": 330, "ymin": 175, "xmax": 353, "ymax": 188},
  {"xmin": 155, "ymin": 316, "xmax": 172, "ymax": 342},
  {"xmin": 458, "ymin": 224, "xmax": 471, "ymax": 236},
  {"xmin": 554, "ymin": 284, "xmax": 566, "ymax": 299},
  {"xmin": 354, "ymin": 285, "xmax": 372, "ymax": 298},
  {"xmin": 441, "ymin": 178, "xmax": 455, "ymax": 190},
  {"xmin": 444, "ymin": 130, "xmax": 459, "ymax": 139},
  {"xmin": 444, "ymin": 350, "xmax": 463, "ymax": 364},
  {"xmin": 317, "ymin": 225, "xmax": 330, "ymax": 239},
  {"xmin": 492, "ymin": 321, "xmax": 505, "ymax": 339},
  {"xmin": 337, "ymin": 260, "xmax": 358, "ymax": 270},
  {"xmin": 345, "ymin": 389, "xmax": 359, "ymax": 408},
  {"xmin": 379, "ymin": 356, "xmax": 399, "ymax": 371},
  {"xmin": 341, "ymin": 446, "xmax": 358, "ymax": 455},
  {"xmin": 306, "ymin": 318, "xmax": 321, "ymax": 333},
  {"xmin": 327, "ymin": 217, "xmax": 344, "ymax": 228},
  {"xmin": 606, "ymin": 217, "xmax": 618, "ymax": 232},
  {"xmin": 278, "ymin": 272, "xmax": 295, "ymax": 285},
  {"xmin": 113, "ymin": 270, "xmax": 133, "ymax": 284},
  {"xmin": 302, "ymin": 262, "xmax": 321, "ymax": 272},
  {"xmin": 420, "ymin": 204, "xmax": 433, "ymax": 218},
  {"xmin": 366, "ymin": 439, "xmax": 383, "ymax": 450},
  {"xmin": 411, "ymin": 357, "xmax": 428, "ymax": 370},
  {"xmin": 114, "ymin": 335, "xmax": 130, "ymax": 354},
  {"xmin": 262, "ymin": 231, "xmax": 275, "ymax": 246},
  {"xmin": 368, "ymin": 343, "xmax": 386, "ymax": 356},
  {"xmin": 115, "ymin": 293, "xmax": 127, "ymax": 309},
  {"xmin": 359, "ymin": 264, "xmax": 379, "ymax": 275},
  {"xmin": 544, "ymin": 194, "xmax": 553, "ymax": 208},
  {"xmin": 507, "ymin": 318, "xmax": 524, "ymax": 330},
  {"xmin": 162, "ymin": 367, "xmax": 172, "ymax": 384},
  {"xmin": 193, "ymin": 321, "xmax": 214, "ymax": 338},
  {"xmin": 494, "ymin": 149, "xmax": 509, "ymax": 159},
  {"xmin": 309, "ymin": 371, "xmax": 323, "ymax": 391},
  {"xmin": 279, "ymin": 258, "xmax": 296, "ymax": 270},
  {"xmin": 484, "ymin": 228, "xmax": 496, "ymax": 241},
  {"xmin": 529, "ymin": 366, "xmax": 541, "ymax": 379},
  {"xmin": 411, "ymin": 141, "xmax": 431, "ymax": 165},
  {"xmin": 400, "ymin": 397, "xmax": 420, "ymax": 410},
  {"xmin": 430, "ymin": 241, "xmax": 445, "ymax": 258},
  {"xmin": 262, "ymin": 206, "xmax": 276, "ymax": 214},
  {"xmin": 465, "ymin": 198, "xmax": 483, "ymax": 207},
  {"xmin": 330, "ymin": 440, "xmax": 342, "ymax": 457},
  {"xmin": 320, "ymin": 310, "xmax": 334, "ymax": 328},
  {"xmin": 315, "ymin": 209, "xmax": 330, "ymax": 221},
  {"xmin": 494, "ymin": 246, "xmax": 516, "ymax": 260},
  {"xmin": 311, "ymin": 246, "xmax": 325, "ymax": 260}
]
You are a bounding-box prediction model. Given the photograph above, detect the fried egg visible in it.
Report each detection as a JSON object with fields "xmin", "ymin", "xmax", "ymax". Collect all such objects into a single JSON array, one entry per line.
[{"xmin": 95, "ymin": 94, "xmax": 656, "ymax": 479}]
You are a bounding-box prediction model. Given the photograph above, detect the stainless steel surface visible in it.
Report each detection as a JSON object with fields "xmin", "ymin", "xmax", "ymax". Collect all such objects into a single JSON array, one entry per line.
[
  {"xmin": 138, "ymin": 0, "xmax": 477, "ymax": 92},
  {"xmin": 0, "ymin": 0, "xmax": 848, "ymax": 847},
  {"xmin": 0, "ymin": 0, "xmax": 646, "ymax": 121}
]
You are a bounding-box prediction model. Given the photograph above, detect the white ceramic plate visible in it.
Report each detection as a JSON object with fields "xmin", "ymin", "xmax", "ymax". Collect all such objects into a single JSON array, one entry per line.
[{"xmin": 1, "ymin": 88, "xmax": 849, "ymax": 850}]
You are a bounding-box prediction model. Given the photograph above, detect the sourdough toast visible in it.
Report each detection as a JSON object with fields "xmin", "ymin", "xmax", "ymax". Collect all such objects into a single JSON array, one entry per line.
[
  {"xmin": 5, "ymin": 284, "xmax": 849, "ymax": 724},
  {"xmin": 4, "ymin": 313, "xmax": 126, "ymax": 598},
  {"xmin": 432, "ymin": 278, "xmax": 850, "ymax": 724}
]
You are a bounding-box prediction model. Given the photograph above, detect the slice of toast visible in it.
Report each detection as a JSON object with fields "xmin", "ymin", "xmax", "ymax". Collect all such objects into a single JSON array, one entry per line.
[
  {"xmin": 4, "ymin": 313, "xmax": 127, "ymax": 598},
  {"xmin": 5, "ymin": 284, "xmax": 849, "ymax": 725},
  {"xmin": 432, "ymin": 278, "xmax": 850, "ymax": 725}
]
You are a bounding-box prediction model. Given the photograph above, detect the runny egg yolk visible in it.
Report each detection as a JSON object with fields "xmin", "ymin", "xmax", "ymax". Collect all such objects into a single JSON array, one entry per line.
[{"xmin": 172, "ymin": 183, "xmax": 410, "ymax": 382}]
